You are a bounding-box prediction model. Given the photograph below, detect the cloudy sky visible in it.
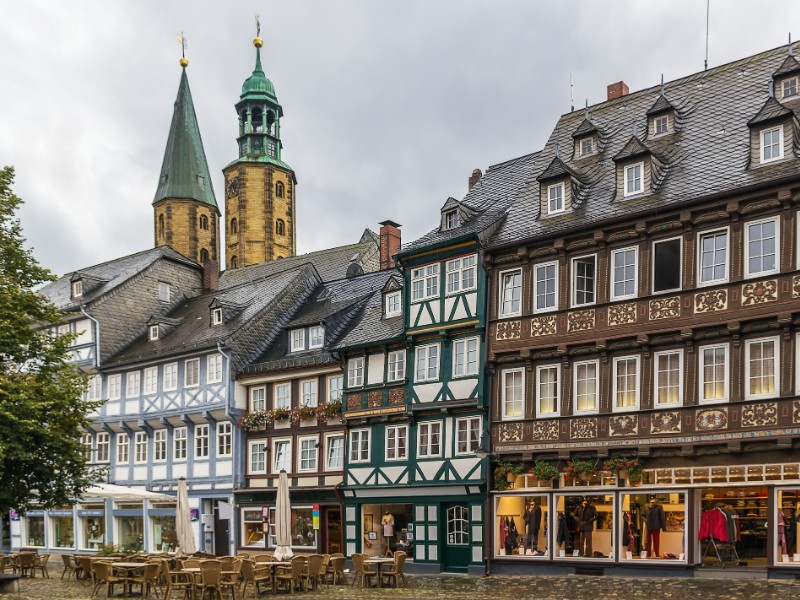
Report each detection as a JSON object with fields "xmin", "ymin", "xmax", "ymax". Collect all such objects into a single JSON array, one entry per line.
[{"xmin": 2, "ymin": 1, "xmax": 800, "ymax": 276}]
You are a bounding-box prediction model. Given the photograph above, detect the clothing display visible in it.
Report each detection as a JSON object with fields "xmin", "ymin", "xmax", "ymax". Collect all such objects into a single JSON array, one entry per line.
[
  {"xmin": 699, "ymin": 507, "xmax": 730, "ymax": 542},
  {"xmin": 556, "ymin": 512, "xmax": 570, "ymax": 547},
  {"xmin": 777, "ymin": 508, "xmax": 787, "ymax": 555},
  {"xmin": 381, "ymin": 512, "xmax": 395, "ymax": 537},
  {"xmin": 524, "ymin": 502, "xmax": 542, "ymax": 551},
  {"xmin": 623, "ymin": 512, "xmax": 637, "ymax": 552},
  {"xmin": 572, "ymin": 501, "xmax": 597, "ymax": 557},
  {"xmin": 644, "ymin": 501, "xmax": 666, "ymax": 557}
]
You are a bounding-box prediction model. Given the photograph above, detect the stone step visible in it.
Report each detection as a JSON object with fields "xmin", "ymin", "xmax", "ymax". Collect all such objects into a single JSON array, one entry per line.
[{"xmin": 695, "ymin": 567, "xmax": 768, "ymax": 579}]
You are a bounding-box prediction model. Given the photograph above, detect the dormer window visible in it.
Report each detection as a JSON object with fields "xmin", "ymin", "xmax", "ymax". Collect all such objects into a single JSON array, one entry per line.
[
  {"xmin": 782, "ymin": 76, "xmax": 798, "ymax": 99},
  {"xmin": 211, "ymin": 308, "xmax": 223, "ymax": 326},
  {"xmin": 72, "ymin": 280, "xmax": 83, "ymax": 298},
  {"xmin": 290, "ymin": 329, "xmax": 305, "ymax": 352},
  {"xmin": 761, "ymin": 126, "xmax": 783, "ymax": 163},
  {"xmin": 654, "ymin": 115, "xmax": 669, "ymax": 135},
  {"xmin": 309, "ymin": 326, "xmax": 325, "ymax": 349},
  {"xmin": 149, "ymin": 325, "xmax": 159, "ymax": 341},
  {"xmin": 385, "ymin": 290, "xmax": 401, "ymax": 317},
  {"xmin": 547, "ymin": 183, "xmax": 565, "ymax": 215},
  {"xmin": 579, "ymin": 137, "xmax": 594, "ymax": 156},
  {"xmin": 443, "ymin": 210, "xmax": 459, "ymax": 230},
  {"xmin": 624, "ymin": 162, "xmax": 644, "ymax": 196}
]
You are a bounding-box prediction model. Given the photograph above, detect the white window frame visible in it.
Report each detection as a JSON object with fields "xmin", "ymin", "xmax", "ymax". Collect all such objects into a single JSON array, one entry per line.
[
  {"xmin": 624, "ymin": 161, "xmax": 644, "ymax": 196},
  {"xmin": 547, "ymin": 182, "xmax": 565, "ymax": 215},
  {"xmin": 654, "ymin": 114, "xmax": 669, "ymax": 135},
  {"xmin": 72, "ymin": 280, "xmax": 83, "ymax": 298},
  {"xmin": 207, "ymin": 354, "xmax": 223, "ymax": 384},
  {"xmin": 455, "ymin": 416, "xmax": 481, "ymax": 456},
  {"xmin": 248, "ymin": 440, "xmax": 267, "ymax": 474},
  {"xmin": 309, "ymin": 326, "xmax": 325, "ymax": 349},
  {"xmin": 446, "ymin": 254, "xmax": 478, "ymax": 295},
  {"xmin": 501, "ymin": 368, "xmax": 524, "ymax": 421},
  {"xmin": 782, "ymin": 76, "xmax": 799, "ymax": 99},
  {"xmin": 134, "ymin": 431, "xmax": 147, "ymax": 464},
  {"xmin": 153, "ymin": 429, "xmax": 167, "ymax": 462},
  {"xmin": 95, "ymin": 432, "xmax": 109, "ymax": 463},
  {"xmin": 149, "ymin": 325, "xmax": 159, "ymax": 341},
  {"xmin": 349, "ymin": 429, "xmax": 370, "ymax": 464},
  {"xmin": 211, "ymin": 307, "xmax": 223, "ymax": 326},
  {"xmin": 273, "ymin": 438, "xmax": 291, "ymax": 473},
  {"xmin": 327, "ymin": 375, "xmax": 343, "ymax": 402},
  {"xmin": 761, "ymin": 125, "xmax": 784, "ymax": 163},
  {"xmin": 194, "ymin": 424, "xmax": 209, "ymax": 459},
  {"xmin": 414, "ymin": 343, "xmax": 440, "ymax": 382},
  {"xmin": 533, "ymin": 260, "xmax": 559, "ymax": 313},
  {"xmin": 452, "ymin": 337, "xmax": 479, "ymax": 378},
  {"xmin": 573, "ymin": 359, "xmax": 599, "ymax": 415},
  {"xmin": 86, "ymin": 375, "xmax": 102, "ymax": 400},
  {"xmin": 536, "ymin": 364, "xmax": 561, "ymax": 417},
  {"xmin": 612, "ymin": 355, "xmax": 641, "ymax": 412},
  {"xmin": 417, "ymin": 421, "xmax": 442, "ymax": 458},
  {"xmin": 126, "ymin": 371, "xmax": 140, "ymax": 398},
  {"xmin": 82, "ymin": 433, "xmax": 94, "ymax": 462},
  {"xmin": 744, "ymin": 216, "xmax": 780, "ymax": 278},
  {"xmin": 580, "ymin": 137, "xmax": 593, "ymax": 157},
  {"xmin": 163, "ymin": 362, "xmax": 178, "ymax": 391},
  {"xmin": 173, "ymin": 427, "xmax": 187, "ymax": 461},
  {"xmin": 184, "ymin": 358, "xmax": 200, "ymax": 388},
  {"xmin": 610, "ymin": 246, "xmax": 639, "ymax": 301},
  {"xmin": 697, "ymin": 227, "xmax": 730, "ymax": 287},
  {"xmin": 411, "ymin": 264, "xmax": 440, "ymax": 302},
  {"xmin": 698, "ymin": 343, "xmax": 729, "ymax": 404},
  {"xmin": 498, "ymin": 268, "xmax": 522, "ymax": 318},
  {"xmin": 571, "ymin": 254, "xmax": 597, "ymax": 307},
  {"xmin": 443, "ymin": 209, "xmax": 459, "ymax": 230},
  {"xmin": 653, "ymin": 349, "xmax": 684, "ymax": 407},
  {"xmin": 217, "ymin": 422, "xmax": 232, "ymax": 456},
  {"xmin": 143, "ymin": 367, "xmax": 157, "ymax": 394},
  {"xmin": 290, "ymin": 329, "xmax": 305, "ymax": 352},
  {"xmin": 116, "ymin": 433, "xmax": 129, "ymax": 464},
  {"xmin": 158, "ymin": 282, "xmax": 171, "ymax": 302},
  {"xmin": 385, "ymin": 425, "xmax": 408, "ymax": 461},
  {"xmin": 250, "ymin": 386, "xmax": 266, "ymax": 412},
  {"xmin": 107, "ymin": 374, "xmax": 121, "ymax": 400},
  {"xmin": 300, "ymin": 379, "xmax": 318, "ymax": 407},
  {"xmin": 274, "ymin": 383, "xmax": 291, "ymax": 410},
  {"xmin": 384, "ymin": 291, "xmax": 401, "ymax": 317},
  {"xmin": 325, "ymin": 434, "xmax": 344, "ymax": 471},
  {"xmin": 652, "ymin": 236, "xmax": 683, "ymax": 294},
  {"xmin": 744, "ymin": 336, "xmax": 780, "ymax": 401},
  {"xmin": 297, "ymin": 436, "xmax": 319, "ymax": 472},
  {"xmin": 387, "ymin": 350, "xmax": 406, "ymax": 382},
  {"xmin": 347, "ymin": 357, "xmax": 364, "ymax": 388}
]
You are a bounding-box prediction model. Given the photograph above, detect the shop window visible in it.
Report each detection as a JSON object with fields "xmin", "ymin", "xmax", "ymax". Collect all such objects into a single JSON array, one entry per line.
[
  {"xmin": 776, "ymin": 488, "xmax": 800, "ymax": 565},
  {"xmin": 555, "ymin": 494, "xmax": 615, "ymax": 560},
  {"xmin": 25, "ymin": 514, "xmax": 45, "ymax": 547},
  {"xmin": 79, "ymin": 505, "xmax": 105, "ymax": 551},
  {"xmin": 151, "ymin": 515, "xmax": 177, "ymax": 552},
  {"xmin": 242, "ymin": 509, "xmax": 264, "ymax": 546},
  {"xmin": 620, "ymin": 492, "xmax": 686, "ymax": 562},
  {"xmin": 264, "ymin": 507, "xmax": 317, "ymax": 548},
  {"xmin": 117, "ymin": 513, "xmax": 144, "ymax": 551},
  {"xmin": 51, "ymin": 509, "xmax": 75, "ymax": 548},
  {"xmin": 494, "ymin": 495, "xmax": 549, "ymax": 557}
]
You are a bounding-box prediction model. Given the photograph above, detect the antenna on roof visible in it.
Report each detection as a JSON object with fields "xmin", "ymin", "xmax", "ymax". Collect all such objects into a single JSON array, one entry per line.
[
  {"xmin": 570, "ymin": 72, "xmax": 574, "ymax": 112},
  {"xmin": 660, "ymin": 74, "xmax": 665, "ymax": 96},
  {"xmin": 704, "ymin": 0, "xmax": 710, "ymax": 71},
  {"xmin": 584, "ymin": 99, "xmax": 589, "ymax": 120},
  {"xmin": 555, "ymin": 126, "xmax": 560, "ymax": 158},
  {"xmin": 790, "ymin": 33, "xmax": 794, "ymax": 56}
]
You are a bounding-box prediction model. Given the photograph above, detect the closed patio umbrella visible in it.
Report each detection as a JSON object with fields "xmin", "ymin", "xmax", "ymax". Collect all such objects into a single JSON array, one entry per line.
[
  {"xmin": 273, "ymin": 470, "xmax": 294, "ymax": 561},
  {"xmin": 175, "ymin": 477, "xmax": 197, "ymax": 555}
]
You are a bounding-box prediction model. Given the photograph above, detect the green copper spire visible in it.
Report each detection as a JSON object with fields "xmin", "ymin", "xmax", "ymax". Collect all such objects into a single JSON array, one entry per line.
[
  {"xmin": 241, "ymin": 47, "xmax": 277, "ymax": 101},
  {"xmin": 153, "ymin": 69, "xmax": 218, "ymax": 209}
]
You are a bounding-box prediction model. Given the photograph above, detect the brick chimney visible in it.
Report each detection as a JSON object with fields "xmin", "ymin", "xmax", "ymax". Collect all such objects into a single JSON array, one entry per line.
[
  {"xmin": 468, "ymin": 168, "xmax": 482, "ymax": 190},
  {"xmin": 379, "ymin": 220, "xmax": 402, "ymax": 270},
  {"xmin": 203, "ymin": 260, "xmax": 219, "ymax": 292},
  {"xmin": 607, "ymin": 81, "xmax": 629, "ymax": 100}
]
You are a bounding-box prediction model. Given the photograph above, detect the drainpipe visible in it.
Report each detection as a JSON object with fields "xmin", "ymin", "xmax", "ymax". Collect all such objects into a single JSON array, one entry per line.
[
  {"xmin": 80, "ymin": 305, "xmax": 101, "ymax": 367},
  {"xmin": 217, "ymin": 342, "xmax": 236, "ymax": 553},
  {"xmin": 478, "ymin": 248, "xmax": 493, "ymax": 576}
]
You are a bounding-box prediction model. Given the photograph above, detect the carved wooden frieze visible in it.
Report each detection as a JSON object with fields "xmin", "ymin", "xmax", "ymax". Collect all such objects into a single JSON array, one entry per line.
[
  {"xmin": 368, "ymin": 391, "xmax": 382, "ymax": 408},
  {"xmin": 567, "ymin": 309, "xmax": 595, "ymax": 333},
  {"xmin": 741, "ymin": 198, "xmax": 780, "ymax": 215},
  {"xmin": 695, "ymin": 408, "xmax": 728, "ymax": 431},
  {"xmin": 649, "ymin": 296, "xmax": 681, "ymax": 320},
  {"xmin": 348, "ymin": 394, "xmax": 362, "ymax": 410},
  {"xmin": 531, "ymin": 316, "xmax": 557, "ymax": 337},
  {"xmin": 499, "ymin": 422, "xmax": 524, "ymax": 442},
  {"xmin": 570, "ymin": 418, "xmax": 598, "ymax": 439},
  {"xmin": 741, "ymin": 402, "xmax": 778, "ymax": 428},
  {"xmin": 496, "ymin": 320, "xmax": 521, "ymax": 340},
  {"xmin": 608, "ymin": 303, "xmax": 637, "ymax": 326},
  {"xmin": 650, "ymin": 411, "xmax": 681, "ymax": 434},
  {"xmin": 694, "ymin": 289, "xmax": 727, "ymax": 314},
  {"xmin": 741, "ymin": 280, "xmax": 777, "ymax": 306},
  {"xmin": 388, "ymin": 388, "xmax": 404, "ymax": 405},
  {"xmin": 793, "ymin": 276, "xmax": 800, "ymax": 299},
  {"xmin": 793, "ymin": 400, "xmax": 800, "ymax": 424},
  {"xmin": 533, "ymin": 420, "xmax": 560, "ymax": 440},
  {"xmin": 609, "ymin": 414, "xmax": 639, "ymax": 436}
]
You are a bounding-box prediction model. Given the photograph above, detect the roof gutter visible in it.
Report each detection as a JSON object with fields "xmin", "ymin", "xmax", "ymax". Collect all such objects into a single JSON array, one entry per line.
[{"xmin": 80, "ymin": 305, "xmax": 101, "ymax": 368}]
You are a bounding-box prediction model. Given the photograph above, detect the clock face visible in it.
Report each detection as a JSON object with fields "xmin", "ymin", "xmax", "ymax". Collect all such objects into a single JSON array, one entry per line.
[{"xmin": 226, "ymin": 178, "xmax": 239, "ymax": 198}]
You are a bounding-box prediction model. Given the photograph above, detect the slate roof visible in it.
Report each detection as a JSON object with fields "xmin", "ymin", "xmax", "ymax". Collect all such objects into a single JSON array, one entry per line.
[
  {"xmin": 489, "ymin": 42, "xmax": 800, "ymax": 249},
  {"xmin": 773, "ymin": 54, "xmax": 800, "ymax": 78},
  {"xmin": 646, "ymin": 94, "xmax": 675, "ymax": 116},
  {"xmin": 39, "ymin": 247, "xmax": 199, "ymax": 312},
  {"xmin": 333, "ymin": 271, "xmax": 404, "ymax": 351}
]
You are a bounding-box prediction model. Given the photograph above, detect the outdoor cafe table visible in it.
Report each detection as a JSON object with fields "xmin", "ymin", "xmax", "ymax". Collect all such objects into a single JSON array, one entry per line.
[
  {"xmin": 256, "ymin": 561, "xmax": 291, "ymax": 594},
  {"xmin": 109, "ymin": 563, "xmax": 146, "ymax": 598},
  {"xmin": 364, "ymin": 557, "xmax": 394, "ymax": 588}
]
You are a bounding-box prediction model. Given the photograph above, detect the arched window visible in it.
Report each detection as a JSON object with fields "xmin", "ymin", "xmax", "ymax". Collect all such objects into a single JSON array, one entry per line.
[
  {"xmin": 230, "ymin": 255, "xmax": 238, "ymax": 269},
  {"xmin": 199, "ymin": 248, "xmax": 209, "ymax": 263},
  {"xmin": 199, "ymin": 214, "xmax": 208, "ymax": 230},
  {"xmin": 158, "ymin": 214, "xmax": 165, "ymax": 239},
  {"xmin": 230, "ymin": 218, "xmax": 238, "ymax": 235},
  {"xmin": 276, "ymin": 181, "xmax": 284, "ymax": 198},
  {"xmin": 276, "ymin": 219, "xmax": 285, "ymax": 236}
]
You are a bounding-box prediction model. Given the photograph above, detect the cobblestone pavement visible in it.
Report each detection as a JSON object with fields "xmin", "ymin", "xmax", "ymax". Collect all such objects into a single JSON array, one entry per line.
[{"xmin": 2, "ymin": 573, "xmax": 799, "ymax": 600}]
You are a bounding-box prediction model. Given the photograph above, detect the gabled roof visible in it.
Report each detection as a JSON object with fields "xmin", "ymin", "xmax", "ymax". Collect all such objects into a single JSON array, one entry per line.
[
  {"xmin": 747, "ymin": 96, "xmax": 793, "ymax": 126},
  {"xmin": 646, "ymin": 94, "xmax": 675, "ymax": 116},
  {"xmin": 536, "ymin": 156, "xmax": 584, "ymax": 183},
  {"xmin": 773, "ymin": 54, "xmax": 800, "ymax": 78},
  {"xmin": 613, "ymin": 136, "xmax": 651, "ymax": 162},
  {"xmin": 333, "ymin": 270, "xmax": 405, "ymax": 351},
  {"xmin": 572, "ymin": 118, "xmax": 598, "ymax": 138}
]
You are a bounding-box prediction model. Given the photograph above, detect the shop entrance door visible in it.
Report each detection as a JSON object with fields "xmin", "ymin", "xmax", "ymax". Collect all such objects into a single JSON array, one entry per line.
[
  {"xmin": 214, "ymin": 501, "xmax": 230, "ymax": 556},
  {"xmin": 325, "ymin": 508, "xmax": 342, "ymax": 554},
  {"xmin": 441, "ymin": 504, "xmax": 470, "ymax": 572}
]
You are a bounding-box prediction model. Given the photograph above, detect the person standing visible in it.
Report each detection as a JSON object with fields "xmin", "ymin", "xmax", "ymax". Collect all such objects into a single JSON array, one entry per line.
[
  {"xmin": 644, "ymin": 498, "xmax": 666, "ymax": 557},
  {"xmin": 572, "ymin": 498, "xmax": 597, "ymax": 557},
  {"xmin": 523, "ymin": 500, "xmax": 542, "ymax": 552}
]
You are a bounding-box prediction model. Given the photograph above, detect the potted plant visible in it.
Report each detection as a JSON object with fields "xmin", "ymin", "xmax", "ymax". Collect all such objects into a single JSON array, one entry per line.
[
  {"xmin": 273, "ymin": 407, "xmax": 291, "ymax": 421},
  {"xmin": 529, "ymin": 460, "xmax": 559, "ymax": 485},
  {"xmin": 237, "ymin": 410, "xmax": 272, "ymax": 431},
  {"xmin": 316, "ymin": 399, "xmax": 343, "ymax": 423},
  {"xmin": 293, "ymin": 404, "xmax": 317, "ymax": 422},
  {"xmin": 563, "ymin": 459, "xmax": 598, "ymax": 482},
  {"xmin": 603, "ymin": 455, "xmax": 643, "ymax": 483},
  {"xmin": 493, "ymin": 461, "xmax": 523, "ymax": 491}
]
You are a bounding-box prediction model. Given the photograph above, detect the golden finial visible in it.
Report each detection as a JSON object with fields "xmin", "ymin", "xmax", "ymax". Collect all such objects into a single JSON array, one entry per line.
[
  {"xmin": 254, "ymin": 15, "xmax": 263, "ymax": 48},
  {"xmin": 177, "ymin": 32, "xmax": 188, "ymax": 68}
]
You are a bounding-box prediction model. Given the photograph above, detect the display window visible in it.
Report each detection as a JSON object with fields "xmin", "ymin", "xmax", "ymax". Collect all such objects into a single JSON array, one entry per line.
[
  {"xmin": 554, "ymin": 493, "xmax": 614, "ymax": 559},
  {"xmin": 775, "ymin": 487, "xmax": 800, "ymax": 566},
  {"xmin": 151, "ymin": 515, "xmax": 177, "ymax": 552},
  {"xmin": 241, "ymin": 508, "xmax": 265, "ymax": 547},
  {"xmin": 618, "ymin": 491, "xmax": 687, "ymax": 562},
  {"xmin": 78, "ymin": 505, "xmax": 105, "ymax": 551},
  {"xmin": 360, "ymin": 503, "xmax": 413, "ymax": 557},
  {"xmin": 49, "ymin": 509, "xmax": 75, "ymax": 548},
  {"xmin": 699, "ymin": 485, "xmax": 767, "ymax": 567},
  {"xmin": 116, "ymin": 510, "xmax": 144, "ymax": 552},
  {"xmin": 24, "ymin": 514, "xmax": 45, "ymax": 547},
  {"xmin": 493, "ymin": 495, "xmax": 549, "ymax": 557}
]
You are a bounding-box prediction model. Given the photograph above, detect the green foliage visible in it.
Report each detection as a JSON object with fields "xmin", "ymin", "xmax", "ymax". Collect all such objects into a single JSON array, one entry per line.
[
  {"xmin": 493, "ymin": 461, "xmax": 523, "ymax": 491},
  {"xmin": 528, "ymin": 460, "xmax": 559, "ymax": 481},
  {"xmin": 0, "ymin": 166, "xmax": 100, "ymax": 513}
]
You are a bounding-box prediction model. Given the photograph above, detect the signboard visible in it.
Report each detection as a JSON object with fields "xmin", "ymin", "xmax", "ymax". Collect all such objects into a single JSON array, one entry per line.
[
  {"xmin": 190, "ymin": 509, "xmax": 200, "ymax": 522},
  {"xmin": 9, "ymin": 509, "xmax": 19, "ymax": 522},
  {"xmin": 262, "ymin": 506, "xmax": 270, "ymax": 519},
  {"xmin": 312, "ymin": 504, "xmax": 320, "ymax": 530}
]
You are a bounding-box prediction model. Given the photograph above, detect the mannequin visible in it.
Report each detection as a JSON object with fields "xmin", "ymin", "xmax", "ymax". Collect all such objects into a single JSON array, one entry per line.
[
  {"xmin": 523, "ymin": 500, "xmax": 542, "ymax": 552},
  {"xmin": 381, "ymin": 511, "xmax": 395, "ymax": 555},
  {"xmin": 644, "ymin": 497, "xmax": 666, "ymax": 558},
  {"xmin": 572, "ymin": 498, "xmax": 597, "ymax": 557}
]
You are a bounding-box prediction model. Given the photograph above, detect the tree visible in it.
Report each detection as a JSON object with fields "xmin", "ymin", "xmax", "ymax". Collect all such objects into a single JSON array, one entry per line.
[{"xmin": 0, "ymin": 166, "xmax": 99, "ymax": 513}]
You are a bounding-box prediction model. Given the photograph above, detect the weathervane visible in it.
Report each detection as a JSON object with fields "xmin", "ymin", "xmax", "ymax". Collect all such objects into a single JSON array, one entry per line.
[
  {"xmin": 255, "ymin": 15, "xmax": 261, "ymax": 37},
  {"xmin": 254, "ymin": 15, "xmax": 264, "ymax": 49},
  {"xmin": 177, "ymin": 31, "xmax": 188, "ymax": 68}
]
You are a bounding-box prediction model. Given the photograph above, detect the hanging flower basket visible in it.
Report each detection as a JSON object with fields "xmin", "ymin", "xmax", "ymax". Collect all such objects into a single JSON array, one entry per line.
[
  {"xmin": 602, "ymin": 456, "xmax": 643, "ymax": 484},
  {"xmin": 563, "ymin": 459, "xmax": 598, "ymax": 482}
]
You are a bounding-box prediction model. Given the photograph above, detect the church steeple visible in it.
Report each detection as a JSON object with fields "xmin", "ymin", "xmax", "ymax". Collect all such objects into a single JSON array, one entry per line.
[{"xmin": 153, "ymin": 53, "xmax": 220, "ymax": 266}]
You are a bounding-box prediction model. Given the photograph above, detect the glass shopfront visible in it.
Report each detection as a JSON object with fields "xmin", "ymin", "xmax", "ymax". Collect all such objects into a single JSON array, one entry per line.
[
  {"xmin": 49, "ymin": 508, "xmax": 75, "ymax": 549},
  {"xmin": 619, "ymin": 491, "xmax": 687, "ymax": 562},
  {"xmin": 360, "ymin": 503, "xmax": 413, "ymax": 557},
  {"xmin": 554, "ymin": 493, "xmax": 614, "ymax": 559},
  {"xmin": 151, "ymin": 515, "xmax": 177, "ymax": 552},
  {"xmin": 115, "ymin": 504, "xmax": 144, "ymax": 552},
  {"xmin": 78, "ymin": 505, "xmax": 105, "ymax": 551},
  {"xmin": 775, "ymin": 487, "xmax": 800, "ymax": 566},
  {"xmin": 699, "ymin": 486, "xmax": 767, "ymax": 567},
  {"xmin": 242, "ymin": 509, "xmax": 265, "ymax": 547},
  {"xmin": 25, "ymin": 513, "xmax": 45, "ymax": 547},
  {"xmin": 493, "ymin": 494, "xmax": 550, "ymax": 557}
]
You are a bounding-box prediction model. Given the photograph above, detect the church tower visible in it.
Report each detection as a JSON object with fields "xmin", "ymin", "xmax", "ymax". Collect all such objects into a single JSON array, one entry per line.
[
  {"xmin": 222, "ymin": 31, "xmax": 297, "ymax": 270},
  {"xmin": 153, "ymin": 56, "xmax": 220, "ymax": 265}
]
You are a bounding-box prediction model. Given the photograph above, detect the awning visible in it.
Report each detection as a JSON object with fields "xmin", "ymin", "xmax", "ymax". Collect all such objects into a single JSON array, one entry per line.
[{"xmin": 81, "ymin": 483, "xmax": 176, "ymax": 503}]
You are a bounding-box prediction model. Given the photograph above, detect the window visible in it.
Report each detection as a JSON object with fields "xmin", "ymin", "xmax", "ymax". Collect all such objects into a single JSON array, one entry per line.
[
  {"xmin": 534, "ymin": 261, "xmax": 558, "ymax": 313},
  {"xmin": 158, "ymin": 282, "xmax": 171, "ymax": 303},
  {"xmin": 699, "ymin": 344, "xmax": 729, "ymax": 403},
  {"xmin": 654, "ymin": 350, "xmax": 683, "ymax": 406},
  {"xmin": 298, "ymin": 437, "xmax": 318, "ymax": 471},
  {"xmin": 107, "ymin": 374, "xmax": 121, "ymax": 400},
  {"xmin": 301, "ymin": 379, "xmax": 318, "ymax": 407},
  {"xmin": 200, "ymin": 248, "xmax": 209, "ymax": 263},
  {"xmin": 207, "ymin": 354, "xmax": 223, "ymax": 383},
  {"xmin": 611, "ymin": 246, "xmax": 638, "ymax": 301},
  {"xmin": 447, "ymin": 506, "xmax": 469, "ymax": 546},
  {"xmin": 184, "ymin": 358, "xmax": 199, "ymax": 387},
  {"xmin": 745, "ymin": 337, "xmax": 779, "ymax": 400},
  {"xmin": 761, "ymin": 126, "xmax": 783, "ymax": 163},
  {"xmin": 149, "ymin": 325, "xmax": 159, "ymax": 341},
  {"xmin": 571, "ymin": 255, "xmax": 596, "ymax": 306},
  {"xmin": 174, "ymin": 427, "xmax": 187, "ymax": 460},
  {"xmin": 455, "ymin": 416, "xmax": 481, "ymax": 455},
  {"xmin": 249, "ymin": 441, "xmax": 266, "ymax": 473},
  {"xmin": 446, "ymin": 254, "xmax": 477, "ymax": 294},
  {"xmin": 654, "ymin": 115, "xmax": 668, "ymax": 135},
  {"xmin": 230, "ymin": 219, "xmax": 238, "ymax": 235},
  {"xmin": 82, "ymin": 433, "xmax": 93, "ymax": 461},
  {"xmin": 387, "ymin": 350, "xmax": 406, "ymax": 382},
  {"xmin": 117, "ymin": 433, "xmax": 129, "ymax": 464},
  {"xmin": 613, "ymin": 356, "xmax": 640, "ymax": 411},
  {"xmin": 230, "ymin": 256, "xmax": 238, "ymax": 269},
  {"xmin": 96, "ymin": 432, "xmax": 109, "ymax": 462},
  {"xmin": 698, "ymin": 229, "xmax": 729, "ymax": 285},
  {"xmin": 276, "ymin": 181, "xmax": 284, "ymax": 198},
  {"xmin": 276, "ymin": 220, "xmax": 285, "ymax": 236},
  {"xmin": 290, "ymin": 329, "xmax": 305, "ymax": 352},
  {"xmin": 250, "ymin": 387, "xmax": 266, "ymax": 412},
  {"xmin": 199, "ymin": 214, "xmax": 208, "ymax": 230},
  {"xmin": 154, "ymin": 430, "xmax": 167, "ymax": 462},
  {"xmin": 548, "ymin": 183, "xmax": 565, "ymax": 214},
  {"xmin": 163, "ymin": 363, "xmax": 178, "ymax": 391},
  {"xmin": 309, "ymin": 326, "xmax": 325, "ymax": 349},
  {"xmin": 126, "ymin": 371, "xmax": 140, "ymax": 397},
  {"xmin": 536, "ymin": 365, "xmax": 560, "ymax": 417},
  {"xmin": 744, "ymin": 217, "xmax": 779, "ymax": 278},
  {"xmin": 326, "ymin": 435, "xmax": 344, "ymax": 470},
  {"xmin": 86, "ymin": 375, "xmax": 102, "ymax": 400},
  {"xmin": 327, "ymin": 375, "xmax": 343, "ymax": 402},
  {"xmin": 274, "ymin": 383, "xmax": 290, "ymax": 409},
  {"xmin": 347, "ymin": 357, "xmax": 364, "ymax": 388},
  {"xmin": 411, "ymin": 264, "xmax": 439, "ymax": 302},
  {"xmin": 384, "ymin": 291, "xmax": 401, "ymax": 317},
  {"xmin": 580, "ymin": 137, "xmax": 594, "ymax": 156},
  {"xmin": 453, "ymin": 337, "xmax": 479, "ymax": 377},
  {"xmin": 783, "ymin": 77, "xmax": 798, "ymax": 98},
  {"xmin": 143, "ymin": 367, "xmax": 157, "ymax": 394},
  {"xmin": 443, "ymin": 209, "xmax": 459, "ymax": 230},
  {"xmin": 415, "ymin": 343, "xmax": 439, "ymax": 382},
  {"xmin": 624, "ymin": 162, "xmax": 643, "ymax": 196},
  {"xmin": 134, "ymin": 432, "xmax": 147, "ymax": 463},
  {"xmin": 573, "ymin": 360, "xmax": 599, "ymax": 413},
  {"xmin": 211, "ymin": 308, "xmax": 223, "ymax": 326},
  {"xmin": 652, "ymin": 237, "xmax": 682, "ymax": 293},
  {"xmin": 72, "ymin": 280, "xmax": 83, "ymax": 298},
  {"xmin": 418, "ymin": 422, "xmax": 442, "ymax": 457},
  {"xmin": 385, "ymin": 425, "xmax": 408, "ymax": 461},
  {"xmin": 499, "ymin": 269, "xmax": 522, "ymax": 317},
  {"xmin": 349, "ymin": 429, "xmax": 370, "ymax": 463},
  {"xmin": 501, "ymin": 368, "xmax": 524, "ymax": 420},
  {"xmin": 218, "ymin": 422, "xmax": 232, "ymax": 456},
  {"xmin": 195, "ymin": 424, "xmax": 209, "ymax": 459}
]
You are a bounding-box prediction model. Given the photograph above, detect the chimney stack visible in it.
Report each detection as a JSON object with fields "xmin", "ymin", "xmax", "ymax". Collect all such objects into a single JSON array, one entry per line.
[
  {"xmin": 378, "ymin": 220, "xmax": 402, "ymax": 270},
  {"xmin": 203, "ymin": 260, "xmax": 220, "ymax": 292},
  {"xmin": 468, "ymin": 168, "xmax": 482, "ymax": 190},
  {"xmin": 607, "ymin": 81, "xmax": 629, "ymax": 101}
]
